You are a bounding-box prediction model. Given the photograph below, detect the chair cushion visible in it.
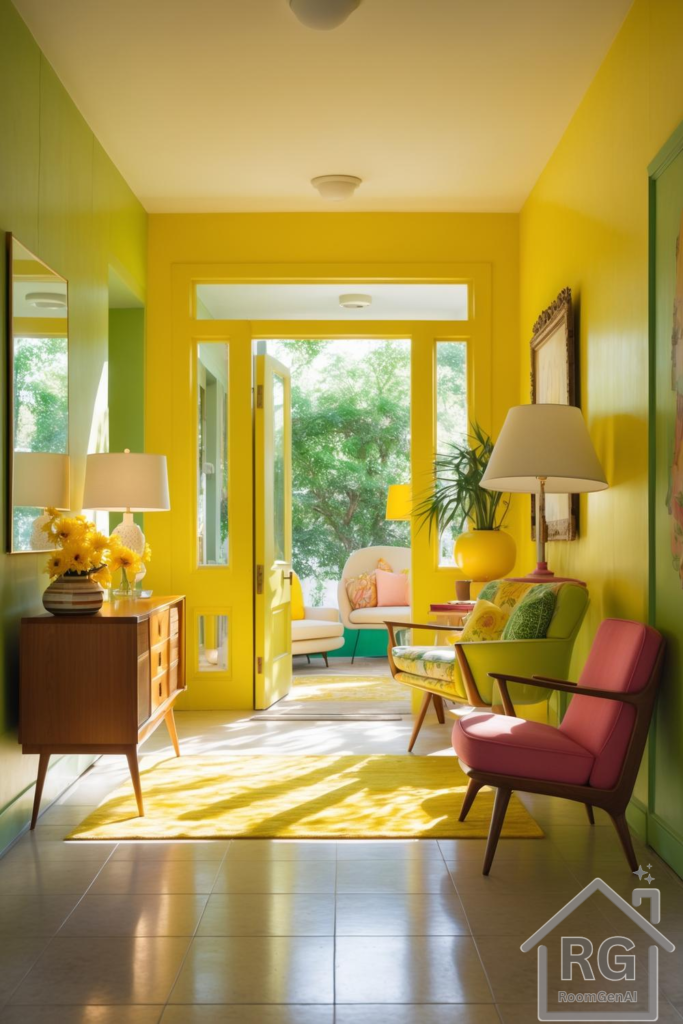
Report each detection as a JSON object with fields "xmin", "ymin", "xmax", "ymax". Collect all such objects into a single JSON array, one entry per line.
[
  {"xmin": 453, "ymin": 712, "xmax": 594, "ymax": 785},
  {"xmin": 291, "ymin": 619, "xmax": 345, "ymax": 642},
  {"xmin": 392, "ymin": 646, "xmax": 457, "ymax": 683},
  {"xmin": 345, "ymin": 572, "xmax": 378, "ymax": 609},
  {"xmin": 350, "ymin": 605, "xmax": 410, "ymax": 624},
  {"xmin": 459, "ymin": 600, "xmax": 509, "ymax": 642},
  {"xmin": 560, "ymin": 619, "xmax": 663, "ymax": 789},
  {"xmin": 376, "ymin": 568, "xmax": 410, "ymax": 607},
  {"xmin": 502, "ymin": 583, "xmax": 558, "ymax": 640}
]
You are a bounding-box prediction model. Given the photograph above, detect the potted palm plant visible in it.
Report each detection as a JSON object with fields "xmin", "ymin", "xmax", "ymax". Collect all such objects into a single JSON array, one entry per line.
[{"xmin": 414, "ymin": 423, "xmax": 515, "ymax": 582}]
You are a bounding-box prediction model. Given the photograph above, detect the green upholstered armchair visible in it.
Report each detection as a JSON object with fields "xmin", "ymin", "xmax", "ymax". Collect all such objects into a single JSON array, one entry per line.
[{"xmin": 386, "ymin": 581, "xmax": 589, "ymax": 752}]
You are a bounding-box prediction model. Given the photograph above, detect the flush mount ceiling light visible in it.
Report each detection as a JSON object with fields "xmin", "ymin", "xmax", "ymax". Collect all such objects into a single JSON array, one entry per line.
[
  {"xmin": 289, "ymin": 0, "xmax": 361, "ymax": 30},
  {"xmin": 25, "ymin": 291, "xmax": 67, "ymax": 309},
  {"xmin": 311, "ymin": 174, "xmax": 362, "ymax": 201},
  {"xmin": 339, "ymin": 293, "xmax": 372, "ymax": 309}
]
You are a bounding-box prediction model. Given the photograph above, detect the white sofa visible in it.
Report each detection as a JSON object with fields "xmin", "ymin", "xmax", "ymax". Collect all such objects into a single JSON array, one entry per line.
[
  {"xmin": 291, "ymin": 605, "xmax": 345, "ymax": 667},
  {"xmin": 337, "ymin": 545, "xmax": 412, "ymax": 662}
]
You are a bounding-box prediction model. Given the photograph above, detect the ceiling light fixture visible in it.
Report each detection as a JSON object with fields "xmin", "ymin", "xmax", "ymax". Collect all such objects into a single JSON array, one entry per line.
[
  {"xmin": 25, "ymin": 291, "xmax": 67, "ymax": 309},
  {"xmin": 339, "ymin": 294, "xmax": 372, "ymax": 309},
  {"xmin": 311, "ymin": 174, "xmax": 362, "ymax": 201},
  {"xmin": 289, "ymin": 0, "xmax": 361, "ymax": 30}
]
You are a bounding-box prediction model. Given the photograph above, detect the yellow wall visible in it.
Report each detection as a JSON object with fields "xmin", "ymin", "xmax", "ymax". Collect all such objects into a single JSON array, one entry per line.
[{"xmin": 519, "ymin": 0, "xmax": 683, "ymax": 817}]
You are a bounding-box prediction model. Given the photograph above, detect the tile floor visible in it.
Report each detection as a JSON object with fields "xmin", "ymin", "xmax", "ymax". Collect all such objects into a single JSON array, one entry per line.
[{"xmin": 1, "ymin": 657, "xmax": 682, "ymax": 1022}]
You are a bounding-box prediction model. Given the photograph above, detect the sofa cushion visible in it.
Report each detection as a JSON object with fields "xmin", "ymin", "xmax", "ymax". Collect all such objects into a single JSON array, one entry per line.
[
  {"xmin": 459, "ymin": 600, "xmax": 509, "ymax": 642},
  {"xmin": 291, "ymin": 619, "xmax": 345, "ymax": 642},
  {"xmin": 502, "ymin": 584, "xmax": 558, "ymax": 640},
  {"xmin": 392, "ymin": 646, "xmax": 457, "ymax": 683},
  {"xmin": 350, "ymin": 605, "xmax": 411, "ymax": 624},
  {"xmin": 452, "ymin": 712, "xmax": 594, "ymax": 785},
  {"xmin": 376, "ymin": 568, "xmax": 410, "ymax": 607}
]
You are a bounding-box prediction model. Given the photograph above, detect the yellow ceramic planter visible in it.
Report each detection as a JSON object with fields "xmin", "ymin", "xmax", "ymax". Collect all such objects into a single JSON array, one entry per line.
[{"xmin": 454, "ymin": 529, "xmax": 516, "ymax": 582}]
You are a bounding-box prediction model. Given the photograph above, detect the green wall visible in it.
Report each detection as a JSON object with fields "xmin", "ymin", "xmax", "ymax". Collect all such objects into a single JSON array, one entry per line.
[
  {"xmin": 109, "ymin": 309, "xmax": 146, "ymax": 457},
  {"xmin": 0, "ymin": 0, "xmax": 147, "ymax": 851}
]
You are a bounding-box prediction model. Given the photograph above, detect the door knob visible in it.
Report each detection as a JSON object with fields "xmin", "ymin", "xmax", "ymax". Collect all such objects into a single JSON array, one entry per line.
[{"xmin": 283, "ymin": 571, "xmax": 294, "ymax": 583}]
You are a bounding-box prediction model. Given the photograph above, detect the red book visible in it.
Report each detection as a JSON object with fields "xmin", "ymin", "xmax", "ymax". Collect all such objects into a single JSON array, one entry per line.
[{"xmin": 429, "ymin": 601, "xmax": 476, "ymax": 612}]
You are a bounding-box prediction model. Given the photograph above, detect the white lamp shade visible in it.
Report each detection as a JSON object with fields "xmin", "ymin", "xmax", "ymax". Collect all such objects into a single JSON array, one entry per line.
[
  {"xmin": 13, "ymin": 452, "xmax": 70, "ymax": 509},
  {"xmin": 480, "ymin": 404, "xmax": 608, "ymax": 494},
  {"xmin": 82, "ymin": 452, "xmax": 170, "ymax": 512}
]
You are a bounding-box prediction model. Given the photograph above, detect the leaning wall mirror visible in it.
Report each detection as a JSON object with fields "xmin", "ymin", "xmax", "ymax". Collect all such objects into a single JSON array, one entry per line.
[{"xmin": 7, "ymin": 235, "xmax": 70, "ymax": 553}]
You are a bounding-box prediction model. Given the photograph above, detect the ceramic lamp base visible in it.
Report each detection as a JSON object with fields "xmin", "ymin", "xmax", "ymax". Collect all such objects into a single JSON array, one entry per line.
[{"xmin": 111, "ymin": 512, "xmax": 146, "ymax": 555}]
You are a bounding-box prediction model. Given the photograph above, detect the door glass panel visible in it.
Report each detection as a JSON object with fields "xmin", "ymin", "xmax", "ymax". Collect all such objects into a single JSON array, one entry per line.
[
  {"xmin": 436, "ymin": 341, "xmax": 468, "ymax": 565},
  {"xmin": 273, "ymin": 372, "xmax": 286, "ymax": 562},
  {"xmin": 198, "ymin": 614, "xmax": 229, "ymax": 671},
  {"xmin": 197, "ymin": 343, "xmax": 228, "ymax": 566}
]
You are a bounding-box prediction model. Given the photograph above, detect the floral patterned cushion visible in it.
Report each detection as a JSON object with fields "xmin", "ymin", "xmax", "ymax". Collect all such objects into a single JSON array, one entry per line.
[
  {"xmin": 478, "ymin": 580, "xmax": 534, "ymax": 611},
  {"xmin": 345, "ymin": 572, "xmax": 378, "ymax": 609},
  {"xmin": 392, "ymin": 646, "xmax": 458, "ymax": 683},
  {"xmin": 458, "ymin": 599, "xmax": 509, "ymax": 642},
  {"xmin": 502, "ymin": 583, "xmax": 559, "ymax": 640}
]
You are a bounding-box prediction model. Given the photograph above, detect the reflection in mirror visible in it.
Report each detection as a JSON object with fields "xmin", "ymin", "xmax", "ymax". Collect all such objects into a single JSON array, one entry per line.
[
  {"xmin": 198, "ymin": 614, "xmax": 229, "ymax": 671},
  {"xmin": 197, "ymin": 342, "xmax": 228, "ymax": 566},
  {"xmin": 8, "ymin": 237, "xmax": 69, "ymax": 552}
]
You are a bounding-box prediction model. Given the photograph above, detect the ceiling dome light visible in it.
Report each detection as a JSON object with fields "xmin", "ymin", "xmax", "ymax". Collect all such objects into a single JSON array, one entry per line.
[
  {"xmin": 25, "ymin": 291, "xmax": 67, "ymax": 309},
  {"xmin": 311, "ymin": 174, "xmax": 362, "ymax": 201},
  {"xmin": 339, "ymin": 293, "xmax": 372, "ymax": 309},
  {"xmin": 289, "ymin": 0, "xmax": 361, "ymax": 30}
]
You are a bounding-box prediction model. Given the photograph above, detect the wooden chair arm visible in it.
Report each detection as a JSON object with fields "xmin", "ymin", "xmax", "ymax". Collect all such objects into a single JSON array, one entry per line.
[{"xmin": 490, "ymin": 672, "xmax": 641, "ymax": 706}]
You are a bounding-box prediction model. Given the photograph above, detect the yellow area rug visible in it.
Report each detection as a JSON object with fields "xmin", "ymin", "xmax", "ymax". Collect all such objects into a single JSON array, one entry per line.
[
  {"xmin": 287, "ymin": 674, "xmax": 410, "ymax": 703},
  {"xmin": 67, "ymin": 755, "xmax": 543, "ymax": 841}
]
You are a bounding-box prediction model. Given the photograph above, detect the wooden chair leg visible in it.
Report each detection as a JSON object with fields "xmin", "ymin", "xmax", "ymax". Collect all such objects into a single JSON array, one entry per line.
[
  {"xmin": 351, "ymin": 631, "xmax": 361, "ymax": 665},
  {"xmin": 165, "ymin": 709, "xmax": 181, "ymax": 757},
  {"xmin": 126, "ymin": 748, "xmax": 145, "ymax": 817},
  {"xmin": 610, "ymin": 812, "xmax": 638, "ymax": 871},
  {"xmin": 459, "ymin": 778, "xmax": 484, "ymax": 822},
  {"xmin": 306, "ymin": 654, "xmax": 311, "ymax": 664},
  {"xmin": 322, "ymin": 652, "xmax": 329, "ymax": 668},
  {"xmin": 433, "ymin": 694, "xmax": 446, "ymax": 724},
  {"xmin": 30, "ymin": 751, "xmax": 50, "ymax": 830},
  {"xmin": 584, "ymin": 803, "xmax": 595, "ymax": 825},
  {"xmin": 483, "ymin": 787, "xmax": 512, "ymax": 875},
  {"xmin": 408, "ymin": 691, "xmax": 432, "ymax": 753}
]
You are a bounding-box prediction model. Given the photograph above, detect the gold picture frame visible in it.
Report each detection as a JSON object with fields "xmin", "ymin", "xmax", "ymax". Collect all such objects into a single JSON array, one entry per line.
[{"xmin": 530, "ymin": 287, "xmax": 578, "ymax": 542}]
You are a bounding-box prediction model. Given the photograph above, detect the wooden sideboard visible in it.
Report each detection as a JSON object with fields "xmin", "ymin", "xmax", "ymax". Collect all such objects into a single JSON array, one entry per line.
[{"xmin": 20, "ymin": 596, "xmax": 186, "ymax": 828}]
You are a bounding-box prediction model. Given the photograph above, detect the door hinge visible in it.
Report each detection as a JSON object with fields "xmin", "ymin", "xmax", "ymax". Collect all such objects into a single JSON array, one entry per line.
[
  {"xmin": 256, "ymin": 564, "xmax": 264, "ymax": 594},
  {"xmin": 257, "ymin": 656, "xmax": 263, "ymax": 674},
  {"xmin": 256, "ymin": 384, "xmax": 264, "ymax": 409}
]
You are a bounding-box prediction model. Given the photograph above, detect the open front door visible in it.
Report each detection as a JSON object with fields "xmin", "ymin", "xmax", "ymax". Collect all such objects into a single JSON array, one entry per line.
[{"xmin": 254, "ymin": 354, "xmax": 292, "ymax": 709}]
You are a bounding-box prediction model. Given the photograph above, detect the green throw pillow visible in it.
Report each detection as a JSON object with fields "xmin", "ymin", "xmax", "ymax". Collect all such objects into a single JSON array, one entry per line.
[
  {"xmin": 501, "ymin": 584, "xmax": 558, "ymax": 640},
  {"xmin": 477, "ymin": 580, "xmax": 500, "ymax": 603}
]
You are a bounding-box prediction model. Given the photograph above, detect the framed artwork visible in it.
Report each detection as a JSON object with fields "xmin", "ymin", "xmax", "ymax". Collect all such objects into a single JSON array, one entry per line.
[{"xmin": 530, "ymin": 287, "xmax": 578, "ymax": 541}]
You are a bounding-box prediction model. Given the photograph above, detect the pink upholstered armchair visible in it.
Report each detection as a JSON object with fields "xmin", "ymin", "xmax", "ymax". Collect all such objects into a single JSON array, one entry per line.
[{"xmin": 452, "ymin": 619, "xmax": 664, "ymax": 875}]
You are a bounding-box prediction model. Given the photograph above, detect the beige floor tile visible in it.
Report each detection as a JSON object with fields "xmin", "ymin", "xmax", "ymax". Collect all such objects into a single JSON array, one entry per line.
[
  {"xmin": 335, "ymin": 935, "xmax": 493, "ymax": 1003},
  {"xmin": 473, "ymin": 935, "xmax": 538, "ymax": 1003},
  {"xmin": 0, "ymin": 936, "xmax": 50, "ymax": 1006},
  {"xmin": 335, "ymin": 1009, "xmax": 500, "ymax": 1024},
  {"xmin": 58, "ymin": 894, "xmax": 208, "ymax": 936},
  {"xmin": 37, "ymin": 806, "xmax": 97, "ymax": 828},
  {"xmin": 159, "ymin": 1007, "xmax": 333, "ymax": 1024},
  {"xmin": 225, "ymin": 840, "xmax": 336, "ymax": 861},
  {"xmin": 496, "ymin": 998, "xmax": 683, "ymax": 1022},
  {"xmin": 336, "ymin": 840, "xmax": 443, "ymax": 861},
  {"xmin": 335, "ymin": 859, "xmax": 455, "ymax": 894},
  {"xmin": 336, "ymin": 893, "xmax": 470, "ymax": 935},
  {"xmin": 88, "ymin": 860, "xmax": 221, "ymax": 895},
  {"xmin": 1, "ymin": 843, "xmax": 113, "ymax": 867},
  {"xmin": 0, "ymin": 861, "xmax": 103, "ymax": 896},
  {"xmin": 447, "ymin": 863, "xmax": 580, "ymax": 897},
  {"xmin": 437, "ymin": 838, "xmax": 554, "ymax": 863},
  {"xmin": 197, "ymin": 893, "xmax": 335, "ymax": 936},
  {"xmin": 212, "ymin": 860, "xmax": 336, "ymax": 894},
  {"xmin": 458, "ymin": 889, "xmax": 605, "ymax": 936},
  {"xmin": 0, "ymin": 1007, "xmax": 163, "ymax": 1023},
  {"xmin": 0, "ymin": 895, "xmax": 81, "ymax": 938},
  {"xmin": 110, "ymin": 842, "xmax": 230, "ymax": 862},
  {"xmin": 9, "ymin": 937, "xmax": 190, "ymax": 1005},
  {"xmin": 169, "ymin": 936, "xmax": 334, "ymax": 1004}
]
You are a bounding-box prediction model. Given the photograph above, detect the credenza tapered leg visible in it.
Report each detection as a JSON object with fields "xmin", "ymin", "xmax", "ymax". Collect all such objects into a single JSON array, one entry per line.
[
  {"xmin": 30, "ymin": 751, "xmax": 50, "ymax": 830},
  {"xmin": 165, "ymin": 709, "xmax": 181, "ymax": 757},
  {"xmin": 126, "ymin": 748, "xmax": 144, "ymax": 816}
]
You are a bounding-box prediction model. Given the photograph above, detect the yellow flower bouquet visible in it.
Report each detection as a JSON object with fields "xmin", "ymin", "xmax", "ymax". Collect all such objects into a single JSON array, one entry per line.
[{"xmin": 42, "ymin": 513, "xmax": 151, "ymax": 596}]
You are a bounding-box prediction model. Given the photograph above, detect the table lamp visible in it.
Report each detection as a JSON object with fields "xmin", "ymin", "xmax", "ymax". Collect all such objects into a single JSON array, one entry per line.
[
  {"xmin": 82, "ymin": 449, "xmax": 170, "ymax": 555},
  {"xmin": 13, "ymin": 452, "xmax": 70, "ymax": 550},
  {"xmin": 480, "ymin": 404, "xmax": 607, "ymax": 581},
  {"xmin": 386, "ymin": 483, "xmax": 412, "ymax": 521}
]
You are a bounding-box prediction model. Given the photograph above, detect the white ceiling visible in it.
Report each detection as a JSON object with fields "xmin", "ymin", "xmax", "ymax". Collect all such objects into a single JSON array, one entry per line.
[
  {"xmin": 14, "ymin": 0, "xmax": 632, "ymax": 213},
  {"xmin": 197, "ymin": 282, "xmax": 469, "ymax": 320}
]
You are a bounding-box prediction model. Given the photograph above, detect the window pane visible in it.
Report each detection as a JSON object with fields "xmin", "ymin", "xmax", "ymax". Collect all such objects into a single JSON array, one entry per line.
[
  {"xmin": 273, "ymin": 372, "xmax": 286, "ymax": 563},
  {"xmin": 198, "ymin": 614, "xmax": 229, "ymax": 671},
  {"xmin": 197, "ymin": 343, "xmax": 228, "ymax": 566},
  {"xmin": 436, "ymin": 342, "xmax": 468, "ymax": 565}
]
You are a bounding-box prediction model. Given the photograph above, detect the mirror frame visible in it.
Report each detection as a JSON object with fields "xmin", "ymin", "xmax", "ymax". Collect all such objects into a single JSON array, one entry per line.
[{"xmin": 6, "ymin": 233, "xmax": 70, "ymax": 554}]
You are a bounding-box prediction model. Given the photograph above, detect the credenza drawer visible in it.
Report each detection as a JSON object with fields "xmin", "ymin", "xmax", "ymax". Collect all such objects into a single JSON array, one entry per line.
[
  {"xmin": 152, "ymin": 669, "xmax": 170, "ymax": 709},
  {"xmin": 151, "ymin": 641, "xmax": 169, "ymax": 680},
  {"xmin": 150, "ymin": 609, "xmax": 170, "ymax": 645}
]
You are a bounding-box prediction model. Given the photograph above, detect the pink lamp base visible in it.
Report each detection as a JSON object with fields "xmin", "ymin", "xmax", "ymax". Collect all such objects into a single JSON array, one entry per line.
[{"xmin": 506, "ymin": 562, "xmax": 587, "ymax": 587}]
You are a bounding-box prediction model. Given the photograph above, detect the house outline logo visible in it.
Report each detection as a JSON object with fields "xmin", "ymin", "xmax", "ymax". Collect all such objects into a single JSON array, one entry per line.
[{"xmin": 521, "ymin": 876, "xmax": 675, "ymax": 1021}]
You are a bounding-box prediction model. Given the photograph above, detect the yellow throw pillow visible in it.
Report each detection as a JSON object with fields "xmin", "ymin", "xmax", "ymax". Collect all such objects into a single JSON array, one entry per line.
[
  {"xmin": 491, "ymin": 581, "xmax": 533, "ymax": 612},
  {"xmin": 377, "ymin": 557, "xmax": 393, "ymax": 573},
  {"xmin": 345, "ymin": 572, "xmax": 378, "ymax": 609},
  {"xmin": 458, "ymin": 599, "xmax": 509, "ymax": 642},
  {"xmin": 290, "ymin": 571, "xmax": 305, "ymax": 620}
]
